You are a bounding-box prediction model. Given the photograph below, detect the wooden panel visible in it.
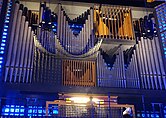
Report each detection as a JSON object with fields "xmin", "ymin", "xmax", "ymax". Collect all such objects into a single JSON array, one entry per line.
[
  {"xmin": 63, "ymin": 60, "xmax": 96, "ymax": 87},
  {"xmin": 94, "ymin": 6, "xmax": 134, "ymax": 40}
]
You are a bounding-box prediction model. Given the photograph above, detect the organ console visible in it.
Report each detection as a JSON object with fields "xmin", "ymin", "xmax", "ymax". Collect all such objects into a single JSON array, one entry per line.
[{"xmin": 0, "ymin": 1, "xmax": 165, "ymax": 90}]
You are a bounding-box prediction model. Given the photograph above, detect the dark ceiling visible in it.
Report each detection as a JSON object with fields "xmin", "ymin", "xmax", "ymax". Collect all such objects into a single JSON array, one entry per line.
[{"xmin": 20, "ymin": 0, "xmax": 164, "ymax": 7}]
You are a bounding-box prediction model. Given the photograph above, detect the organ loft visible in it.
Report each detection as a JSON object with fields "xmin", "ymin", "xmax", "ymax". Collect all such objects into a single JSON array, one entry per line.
[{"xmin": 0, "ymin": 0, "xmax": 166, "ymax": 117}]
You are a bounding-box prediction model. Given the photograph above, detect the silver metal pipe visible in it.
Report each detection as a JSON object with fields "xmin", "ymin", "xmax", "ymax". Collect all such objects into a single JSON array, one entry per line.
[
  {"xmin": 17, "ymin": 21, "xmax": 29, "ymax": 82},
  {"xmin": 39, "ymin": 3, "xmax": 43, "ymax": 23},
  {"xmin": 57, "ymin": 4, "xmax": 61, "ymax": 38},
  {"xmin": 151, "ymin": 38, "xmax": 160, "ymax": 89},
  {"xmin": 64, "ymin": 15, "xmax": 66, "ymax": 49},
  {"xmin": 141, "ymin": 38, "xmax": 150, "ymax": 89},
  {"xmin": 154, "ymin": 37, "xmax": 165, "ymax": 89},
  {"xmin": 12, "ymin": 10, "xmax": 23, "ymax": 82},
  {"xmin": 4, "ymin": 3, "xmax": 19, "ymax": 82},
  {"xmin": 16, "ymin": 16, "xmax": 26, "ymax": 82},
  {"xmin": 26, "ymin": 31, "xmax": 34, "ymax": 83},
  {"xmin": 137, "ymin": 41, "xmax": 146, "ymax": 89},
  {"xmin": 90, "ymin": 8, "xmax": 94, "ymax": 47},
  {"xmin": 132, "ymin": 55, "xmax": 137, "ymax": 88},
  {"xmin": 133, "ymin": 50, "xmax": 140, "ymax": 88},
  {"xmin": 22, "ymin": 27, "xmax": 31, "ymax": 83},
  {"xmin": 144, "ymin": 39, "xmax": 152, "ymax": 89},
  {"xmin": 147, "ymin": 40, "xmax": 156, "ymax": 89}
]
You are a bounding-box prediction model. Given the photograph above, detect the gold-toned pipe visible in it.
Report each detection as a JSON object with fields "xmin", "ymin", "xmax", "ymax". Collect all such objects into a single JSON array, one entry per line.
[
  {"xmin": 120, "ymin": 8, "xmax": 124, "ymax": 39},
  {"xmin": 107, "ymin": 7, "xmax": 111, "ymax": 38},
  {"xmin": 92, "ymin": 62, "xmax": 96, "ymax": 86},
  {"xmin": 111, "ymin": 8, "xmax": 115, "ymax": 38},
  {"xmin": 128, "ymin": 9, "xmax": 134, "ymax": 40},
  {"xmin": 116, "ymin": 9, "xmax": 120, "ymax": 39}
]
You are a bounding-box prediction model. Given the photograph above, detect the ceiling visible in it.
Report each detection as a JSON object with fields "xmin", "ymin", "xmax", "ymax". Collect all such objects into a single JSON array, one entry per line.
[{"xmin": 20, "ymin": 0, "xmax": 164, "ymax": 7}]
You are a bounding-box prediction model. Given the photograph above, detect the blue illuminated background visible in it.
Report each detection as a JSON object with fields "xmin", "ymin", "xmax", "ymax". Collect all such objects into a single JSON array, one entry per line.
[
  {"xmin": 0, "ymin": 1, "xmax": 12, "ymax": 76},
  {"xmin": 1, "ymin": 104, "xmax": 58, "ymax": 116},
  {"xmin": 155, "ymin": 3, "xmax": 166, "ymax": 58}
]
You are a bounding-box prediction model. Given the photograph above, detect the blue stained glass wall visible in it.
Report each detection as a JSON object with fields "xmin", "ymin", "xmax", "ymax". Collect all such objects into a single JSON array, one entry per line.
[
  {"xmin": 1, "ymin": 105, "xmax": 25, "ymax": 116},
  {"xmin": 1, "ymin": 104, "xmax": 58, "ymax": 117},
  {"xmin": 137, "ymin": 111, "xmax": 160, "ymax": 118},
  {"xmin": 0, "ymin": 0, "xmax": 12, "ymax": 76},
  {"xmin": 155, "ymin": 3, "xmax": 166, "ymax": 58}
]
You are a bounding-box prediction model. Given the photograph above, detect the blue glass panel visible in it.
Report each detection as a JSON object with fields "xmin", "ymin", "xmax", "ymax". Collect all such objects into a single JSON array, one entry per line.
[
  {"xmin": 15, "ymin": 109, "xmax": 19, "ymax": 112},
  {"xmin": 38, "ymin": 109, "xmax": 42, "ymax": 113},
  {"xmin": 53, "ymin": 110, "xmax": 58, "ymax": 114},
  {"xmin": 10, "ymin": 108, "xmax": 14, "ymax": 112},
  {"xmin": 5, "ymin": 108, "xmax": 9, "ymax": 112},
  {"xmin": 4, "ymin": 113, "xmax": 9, "ymax": 115},
  {"xmin": 142, "ymin": 114, "xmax": 145, "ymax": 117},
  {"xmin": 20, "ymin": 109, "xmax": 24, "ymax": 112},
  {"xmin": 28, "ymin": 109, "xmax": 32, "ymax": 113},
  {"xmin": 0, "ymin": 51, "xmax": 4, "ymax": 54}
]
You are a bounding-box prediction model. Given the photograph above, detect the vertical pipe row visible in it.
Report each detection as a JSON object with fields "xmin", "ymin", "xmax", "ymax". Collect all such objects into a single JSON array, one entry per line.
[{"xmin": 4, "ymin": 2, "xmax": 35, "ymax": 83}]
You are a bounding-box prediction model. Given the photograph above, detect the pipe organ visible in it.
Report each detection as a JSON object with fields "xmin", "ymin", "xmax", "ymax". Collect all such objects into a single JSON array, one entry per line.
[
  {"xmin": 0, "ymin": 0, "xmax": 166, "ymax": 90},
  {"xmin": 94, "ymin": 5, "xmax": 134, "ymax": 40}
]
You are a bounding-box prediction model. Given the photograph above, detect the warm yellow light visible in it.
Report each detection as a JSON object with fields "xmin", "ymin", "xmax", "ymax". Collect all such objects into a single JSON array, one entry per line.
[
  {"xmin": 69, "ymin": 97, "xmax": 104, "ymax": 104},
  {"xmin": 70, "ymin": 97, "xmax": 89, "ymax": 103}
]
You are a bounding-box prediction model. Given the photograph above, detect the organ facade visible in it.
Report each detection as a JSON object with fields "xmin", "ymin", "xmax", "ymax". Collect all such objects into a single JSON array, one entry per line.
[{"xmin": 0, "ymin": 0, "xmax": 166, "ymax": 117}]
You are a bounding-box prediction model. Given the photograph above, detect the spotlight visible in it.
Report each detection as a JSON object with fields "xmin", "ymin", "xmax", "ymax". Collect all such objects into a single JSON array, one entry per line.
[
  {"xmin": 48, "ymin": 22, "xmax": 52, "ymax": 25},
  {"xmin": 42, "ymin": 21, "xmax": 45, "ymax": 24}
]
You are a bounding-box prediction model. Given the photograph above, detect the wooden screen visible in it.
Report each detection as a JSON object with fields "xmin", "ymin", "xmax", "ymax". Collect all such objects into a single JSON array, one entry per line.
[
  {"xmin": 62, "ymin": 60, "xmax": 96, "ymax": 87},
  {"xmin": 94, "ymin": 5, "xmax": 134, "ymax": 40}
]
